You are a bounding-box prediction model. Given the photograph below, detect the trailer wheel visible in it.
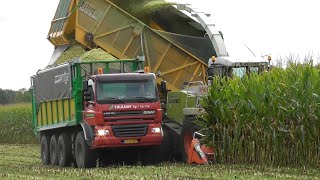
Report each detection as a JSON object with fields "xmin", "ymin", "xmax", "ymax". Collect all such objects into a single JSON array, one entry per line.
[
  {"xmin": 50, "ymin": 135, "xmax": 59, "ymax": 165},
  {"xmin": 40, "ymin": 135, "xmax": 50, "ymax": 165},
  {"xmin": 75, "ymin": 131, "xmax": 96, "ymax": 168},
  {"xmin": 181, "ymin": 116, "xmax": 197, "ymax": 162},
  {"xmin": 57, "ymin": 133, "xmax": 72, "ymax": 167}
]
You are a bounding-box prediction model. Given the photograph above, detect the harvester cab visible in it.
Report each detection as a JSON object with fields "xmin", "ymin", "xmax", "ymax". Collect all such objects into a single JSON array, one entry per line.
[{"xmin": 207, "ymin": 56, "xmax": 271, "ymax": 81}]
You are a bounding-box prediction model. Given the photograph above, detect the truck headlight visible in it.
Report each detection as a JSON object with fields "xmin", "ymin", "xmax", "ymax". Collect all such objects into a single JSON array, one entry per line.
[
  {"xmin": 151, "ymin": 127, "xmax": 161, "ymax": 134},
  {"xmin": 97, "ymin": 129, "xmax": 110, "ymax": 136},
  {"xmin": 143, "ymin": 110, "xmax": 155, "ymax": 115}
]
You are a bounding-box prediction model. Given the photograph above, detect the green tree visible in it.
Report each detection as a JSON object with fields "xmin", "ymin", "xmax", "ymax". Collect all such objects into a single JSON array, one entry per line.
[
  {"xmin": 0, "ymin": 89, "xmax": 10, "ymax": 105},
  {"xmin": 14, "ymin": 88, "xmax": 31, "ymax": 103},
  {"xmin": 4, "ymin": 89, "xmax": 16, "ymax": 103}
]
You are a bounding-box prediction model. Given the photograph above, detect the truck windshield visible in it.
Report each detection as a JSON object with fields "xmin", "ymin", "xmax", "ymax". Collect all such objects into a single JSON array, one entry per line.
[{"xmin": 96, "ymin": 80, "xmax": 158, "ymax": 103}]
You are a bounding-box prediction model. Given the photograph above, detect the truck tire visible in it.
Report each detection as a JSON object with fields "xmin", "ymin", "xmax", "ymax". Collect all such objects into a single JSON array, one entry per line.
[
  {"xmin": 181, "ymin": 116, "xmax": 197, "ymax": 162},
  {"xmin": 50, "ymin": 135, "xmax": 59, "ymax": 166},
  {"xmin": 75, "ymin": 131, "xmax": 97, "ymax": 168},
  {"xmin": 159, "ymin": 125, "xmax": 173, "ymax": 161},
  {"xmin": 141, "ymin": 126, "xmax": 172, "ymax": 165},
  {"xmin": 57, "ymin": 133, "xmax": 72, "ymax": 167},
  {"xmin": 40, "ymin": 135, "xmax": 50, "ymax": 165}
]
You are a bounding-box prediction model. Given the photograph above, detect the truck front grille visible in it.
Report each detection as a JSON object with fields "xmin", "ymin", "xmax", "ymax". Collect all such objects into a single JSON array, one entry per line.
[
  {"xmin": 112, "ymin": 124, "xmax": 148, "ymax": 137},
  {"xmin": 104, "ymin": 110, "xmax": 143, "ymax": 117},
  {"xmin": 104, "ymin": 110, "xmax": 155, "ymax": 122}
]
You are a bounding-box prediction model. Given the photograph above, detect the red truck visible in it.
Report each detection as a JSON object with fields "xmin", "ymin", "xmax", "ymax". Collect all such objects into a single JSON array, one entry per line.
[{"xmin": 31, "ymin": 59, "xmax": 164, "ymax": 168}]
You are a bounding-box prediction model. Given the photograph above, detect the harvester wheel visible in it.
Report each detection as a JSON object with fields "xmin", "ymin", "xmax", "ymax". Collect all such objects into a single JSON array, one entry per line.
[
  {"xmin": 75, "ymin": 131, "xmax": 97, "ymax": 168},
  {"xmin": 49, "ymin": 134, "xmax": 59, "ymax": 165},
  {"xmin": 40, "ymin": 134, "xmax": 50, "ymax": 165},
  {"xmin": 57, "ymin": 133, "xmax": 72, "ymax": 167},
  {"xmin": 181, "ymin": 116, "xmax": 197, "ymax": 162}
]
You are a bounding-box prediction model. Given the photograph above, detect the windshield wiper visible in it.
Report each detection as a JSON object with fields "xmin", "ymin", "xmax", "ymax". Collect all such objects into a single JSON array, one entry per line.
[{"xmin": 131, "ymin": 96, "xmax": 154, "ymax": 102}]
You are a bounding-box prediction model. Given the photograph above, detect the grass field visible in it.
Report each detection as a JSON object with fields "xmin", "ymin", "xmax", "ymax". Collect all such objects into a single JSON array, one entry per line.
[{"xmin": 0, "ymin": 144, "xmax": 319, "ymax": 180}]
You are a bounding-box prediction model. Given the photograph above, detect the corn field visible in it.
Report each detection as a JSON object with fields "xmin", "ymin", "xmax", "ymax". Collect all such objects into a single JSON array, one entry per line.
[
  {"xmin": 200, "ymin": 61, "xmax": 320, "ymax": 166},
  {"xmin": 0, "ymin": 103, "xmax": 37, "ymax": 144},
  {"xmin": 1, "ymin": 63, "xmax": 320, "ymax": 167}
]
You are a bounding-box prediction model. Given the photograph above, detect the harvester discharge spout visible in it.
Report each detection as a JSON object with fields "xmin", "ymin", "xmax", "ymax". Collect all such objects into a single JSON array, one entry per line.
[{"xmin": 47, "ymin": 0, "xmax": 229, "ymax": 91}]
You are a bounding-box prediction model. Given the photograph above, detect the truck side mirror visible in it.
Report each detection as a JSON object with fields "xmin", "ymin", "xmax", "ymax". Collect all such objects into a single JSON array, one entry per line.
[
  {"xmin": 83, "ymin": 87, "xmax": 93, "ymax": 102},
  {"xmin": 83, "ymin": 80, "xmax": 93, "ymax": 102},
  {"xmin": 84, "ymin": 95, "xmax": 92, "ymax": 102},
  {"xmin": 83, "ymin": 80, "xmax": 88, "ymax": 91},
  {"xmin": 161, "ymin": 81, "xmax": 167, "ymax": 94}
]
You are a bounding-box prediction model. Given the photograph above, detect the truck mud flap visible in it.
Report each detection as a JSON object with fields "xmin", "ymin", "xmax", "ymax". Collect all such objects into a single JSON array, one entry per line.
[{"xmin": 80, "ymin": 122, "xmax": 95, "ymax": 147}]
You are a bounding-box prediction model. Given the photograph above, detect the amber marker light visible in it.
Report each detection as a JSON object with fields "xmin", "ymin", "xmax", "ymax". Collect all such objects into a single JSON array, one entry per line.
[
  {"xmin": 144, "ymin": 67, "xmax": 150, "ymax": 73},
  {"xmin": 98, "ymin": 68, "xmax": 103, "ymax": 75},
  {"xmin": 211, "ymin": 56, "xmax": 216, "ymax": 62}
]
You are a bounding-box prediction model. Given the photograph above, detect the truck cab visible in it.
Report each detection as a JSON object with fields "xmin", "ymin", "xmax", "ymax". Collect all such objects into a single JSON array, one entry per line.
[{"xmin": 82, "ymin": 73, "xmax": 163, "ymax": 148}]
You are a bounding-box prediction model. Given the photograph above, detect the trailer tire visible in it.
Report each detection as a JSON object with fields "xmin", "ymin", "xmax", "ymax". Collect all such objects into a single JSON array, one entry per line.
[
  {"xmin": 75, "ymin": 131, "xmax": 97, "ymax": 168},
  {"xmin": 40, "ymin": 134, "xmax": 50, "ymax": 165},
  {"xmin": 50, "ymin": 135, "xmax": 59, "ymax": 166},
  {"xmin": 181, "ymin": 116, "xmax": 197, "ymax": 162},
  {"xmin": 57, "ymin": 133, "xmax": 72, "ymax": 167}
]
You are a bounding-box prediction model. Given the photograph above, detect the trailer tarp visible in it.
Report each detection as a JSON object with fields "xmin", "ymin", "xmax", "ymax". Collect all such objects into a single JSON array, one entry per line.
[{"xmin": 33, "ymin": 64, "xmax": 72, "ymax": 103}]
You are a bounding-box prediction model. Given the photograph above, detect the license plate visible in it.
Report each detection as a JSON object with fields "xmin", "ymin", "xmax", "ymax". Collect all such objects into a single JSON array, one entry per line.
[{"xmin": 123, "ymin": 139, "xmax": 138, "ymax": 144}]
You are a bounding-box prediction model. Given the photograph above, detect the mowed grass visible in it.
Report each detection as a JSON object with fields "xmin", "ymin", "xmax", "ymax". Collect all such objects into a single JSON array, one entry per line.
[
  {"xmin": 0, "ymin": 144, "xmax": 319, "ymax": 180},
  {"xmin": 0, "ymin": 103, "xmax": 37, "ymax": 144}
]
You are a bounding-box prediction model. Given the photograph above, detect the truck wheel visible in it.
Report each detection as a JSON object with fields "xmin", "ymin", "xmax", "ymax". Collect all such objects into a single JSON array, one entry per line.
[
  {"xmin": 141, "ymin": 126, "xmax": 172, "ymax": 165},
  {"xmin": 40, "ymin": 135, "xmax": 50, "ymax": 165},
  {"xmin": 159, "ymin": 126, "xmax": 173, "ymax": 161},
  {"xmin": 57, "ymin": 133, "xmax": 72, "ymax": 167},
  {"xmin": 50, "ymin": 135, "xmax": 59, "ymax": 165},
  {"xmin": 181, "ymin": 116, "xmax": 197, "ymax": 162},
  {"xmin": 75, "ymin": 131, "xmax": 96, "ymax": 168}
]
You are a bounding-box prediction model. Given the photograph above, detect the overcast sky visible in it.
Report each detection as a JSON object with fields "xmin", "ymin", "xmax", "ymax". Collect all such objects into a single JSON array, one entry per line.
[{"xmin": 0, "ymin": 0, "xmax": 319, "ymax": 90}]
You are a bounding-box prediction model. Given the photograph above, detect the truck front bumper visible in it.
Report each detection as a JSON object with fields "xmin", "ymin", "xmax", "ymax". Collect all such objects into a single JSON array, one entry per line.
[{"xmin": 91, "ymin": 123, "xmax": 163, "ymax": 149}]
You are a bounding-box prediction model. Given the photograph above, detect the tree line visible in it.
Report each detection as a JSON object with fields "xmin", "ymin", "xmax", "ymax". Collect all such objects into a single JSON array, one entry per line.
[{"xmin": 0, "ymin": 88, "xmax": 31, "ymax": 105}]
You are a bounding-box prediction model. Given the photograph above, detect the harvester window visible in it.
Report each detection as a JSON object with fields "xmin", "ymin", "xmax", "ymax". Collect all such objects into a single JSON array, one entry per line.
[{"xmin": 232, "ymin": 67, "xmax": 260, "ymax": 78}]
